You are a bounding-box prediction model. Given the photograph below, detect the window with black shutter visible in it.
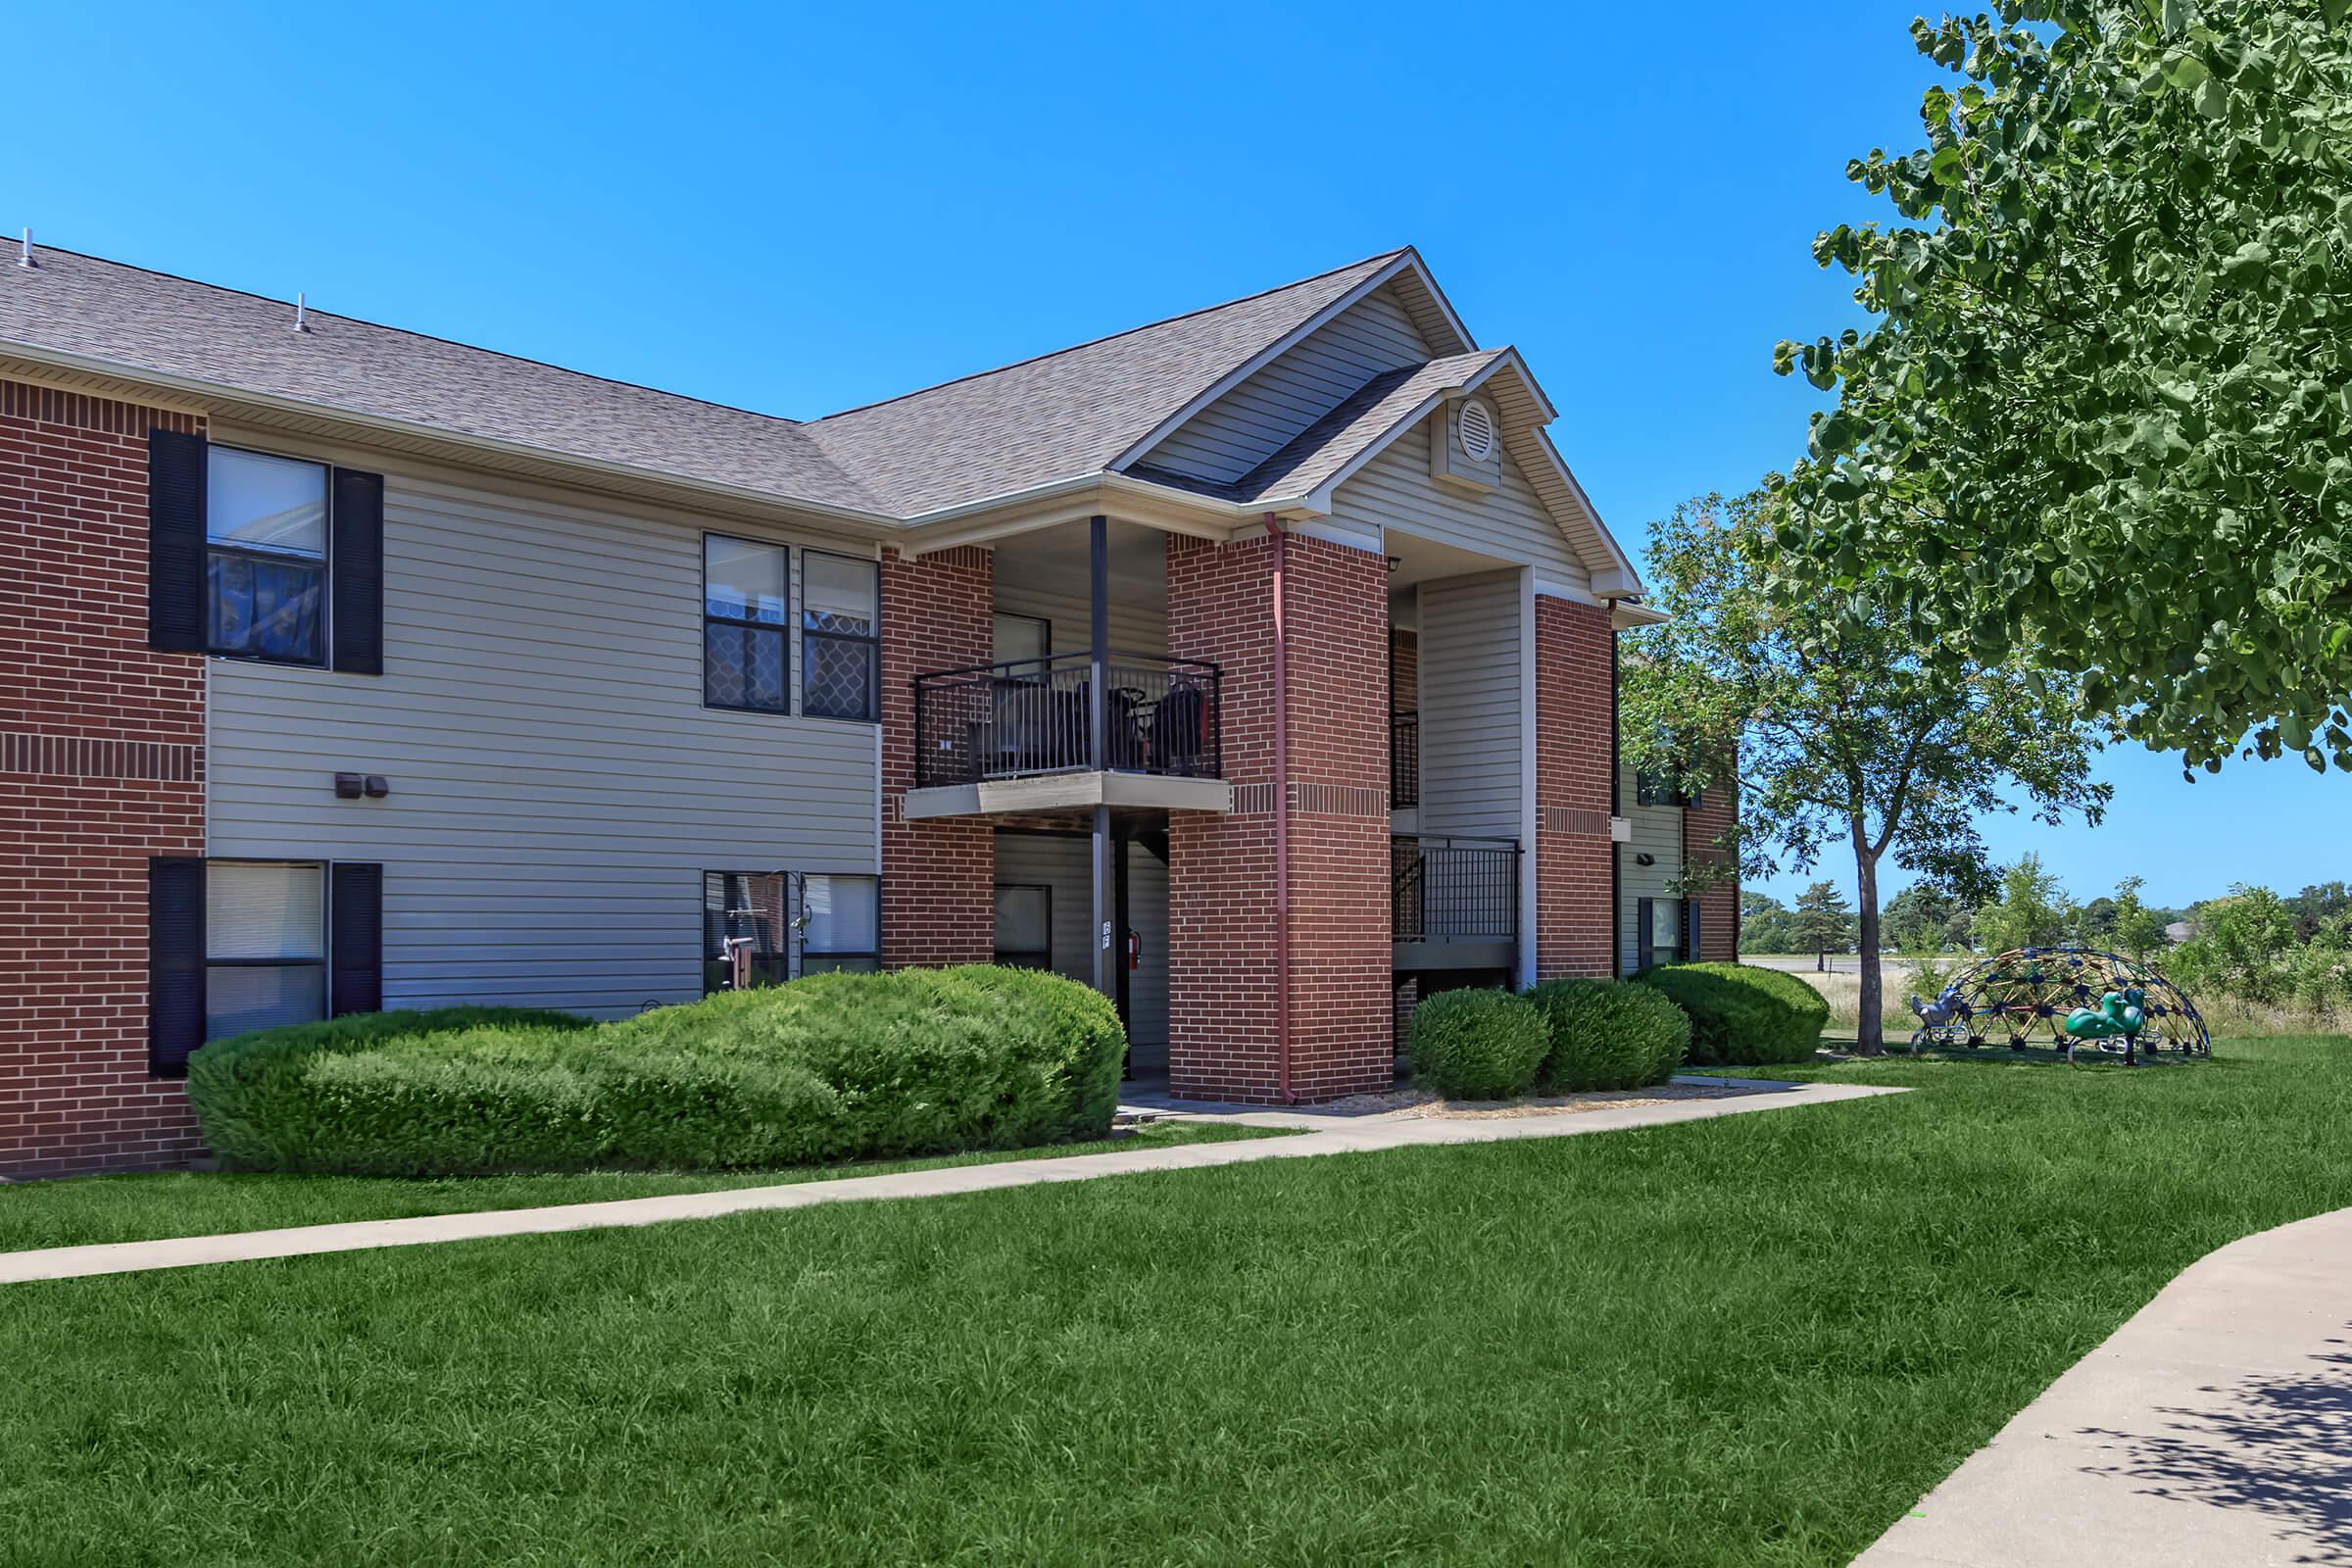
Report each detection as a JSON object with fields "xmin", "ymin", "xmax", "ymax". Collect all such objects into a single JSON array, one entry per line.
[
  {"xmin": 154, "ymin": 436, "xmax": 385, "ymax": 673},
  {"xmin": 206, "ymin": 447, "xmax": 329, "ymax": 665},
  {"xmin": 204, "ymin": 861, "xmax": 328, "ymax": 1042}
]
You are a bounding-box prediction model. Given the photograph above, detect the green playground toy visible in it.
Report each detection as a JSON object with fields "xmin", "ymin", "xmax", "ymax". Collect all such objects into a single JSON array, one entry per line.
[{"xmin": 2062, "ymin": 986, "xmax": 2148, "ymax": 1064}]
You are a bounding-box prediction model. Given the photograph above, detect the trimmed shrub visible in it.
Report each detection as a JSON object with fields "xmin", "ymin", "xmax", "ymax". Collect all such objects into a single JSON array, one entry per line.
[
  {"xmin": 1631, "ymin": 962, "xmax": 1829, "ymax": 1066},
  {"xmin": 1408, "ymin": 988, "xmax": 1549, "ymax": 1100},
  {"xmin": 1525, "ymin": 977, "xmax": 1690, "ymax": 1092},
  {"xmin": 187, "ymin": 967, "xmax": 1127, "ymax": 1175}
]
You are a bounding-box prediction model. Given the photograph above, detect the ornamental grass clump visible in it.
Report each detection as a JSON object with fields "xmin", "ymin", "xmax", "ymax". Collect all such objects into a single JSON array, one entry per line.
[
  {"xmin": 1524, "ymin": 977, "xmax": 1690, "ymax": 1092},
  {"xmin": 187, "ymin": 966, "xmax": 1126, "ymax": 1176},
  {"xmin": 1407, "ymin": 988, "xmax": 1548, "ymax": 1101}
]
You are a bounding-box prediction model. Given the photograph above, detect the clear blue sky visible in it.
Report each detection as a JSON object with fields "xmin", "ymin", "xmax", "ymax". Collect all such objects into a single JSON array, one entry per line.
[{"xmin": 11, "ymin": 1, "xmax": 2340, "ymax": 912}]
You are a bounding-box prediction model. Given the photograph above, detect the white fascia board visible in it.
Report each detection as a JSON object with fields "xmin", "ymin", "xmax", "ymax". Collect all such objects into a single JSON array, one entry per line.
[
  {"xmin": 1611, "ymin": 601, "xmax": 1672, "ymax": 630},
  {"xmin": 1522, "ymin": 422, "xmax": 1643, "ymax": 592},
  {"xmin": 1534, "ymin": 576, "xmax": 1606, "ymax": 608}
]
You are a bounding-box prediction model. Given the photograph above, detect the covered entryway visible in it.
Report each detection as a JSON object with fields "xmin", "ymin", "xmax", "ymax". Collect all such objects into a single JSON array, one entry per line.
[{"xmin": 993, "ymin": 819, "xmax": 1170, "ymax": 1074}]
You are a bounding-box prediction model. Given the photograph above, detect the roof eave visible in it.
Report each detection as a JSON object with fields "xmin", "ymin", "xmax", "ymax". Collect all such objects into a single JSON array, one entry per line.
[{"xmin": 0, "ymin": 338, "xmax": 906, "ymax": 536}]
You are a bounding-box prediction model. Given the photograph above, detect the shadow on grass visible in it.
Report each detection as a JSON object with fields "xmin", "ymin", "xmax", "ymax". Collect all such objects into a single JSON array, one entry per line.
[
  {"xmin": 2082, "ymin": 1335, "xmax": 2352, "ymax": 1566},
  {"xmin": 1817, "ymin": 1031, "xmax": 2216, "ymax": 1071}
]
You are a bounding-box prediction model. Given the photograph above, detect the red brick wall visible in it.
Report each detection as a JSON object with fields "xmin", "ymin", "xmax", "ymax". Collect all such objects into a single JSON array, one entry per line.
[
  {"xmin": 1534, "ymin": 597, "xmax": 1615, "ymax": 980},
  {"xmin": 878, "ymin": 545, "xmax": 993, "ymax": 967},
  {"xmin": 1, "ymin": 379, "xmax": 209, "ymax": 1177},
  {"xmin": 1683, "ymin": 773, "xmax": 1740, "ymax": 962},
  {"xmin": 1165, "ymin": 529, "xmax": 1391, "ymax": 1102}
]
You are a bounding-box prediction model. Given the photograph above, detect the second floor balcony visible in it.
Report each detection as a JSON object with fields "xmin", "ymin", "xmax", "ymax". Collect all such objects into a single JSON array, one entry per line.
[{"xmin": 913, "ymin": 652, "xmax": 1222, "ymax": 790}]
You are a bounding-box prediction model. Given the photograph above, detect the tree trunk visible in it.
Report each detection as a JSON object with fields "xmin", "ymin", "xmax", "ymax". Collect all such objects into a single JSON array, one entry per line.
[{"xmin": 1853, "ymin": 838, "xmax": 1885, "ymax": 1055}]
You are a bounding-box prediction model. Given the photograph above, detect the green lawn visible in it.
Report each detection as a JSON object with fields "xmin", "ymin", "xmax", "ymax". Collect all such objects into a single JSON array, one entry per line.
[
  {"xmin": 0, "ymin": 1120, "xmax": 1276, "ymax": 1253},
  {"xmin": 6, "ymin": 1039, "xmax": 2349, "ymax": 1566}
]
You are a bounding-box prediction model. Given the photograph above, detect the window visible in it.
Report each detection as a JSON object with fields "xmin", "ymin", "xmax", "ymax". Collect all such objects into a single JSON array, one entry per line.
[
  {"xmin": 993, "ymin": 612, "xmax": 1050, "ymax": 666},
  {"xmin": 803, "ymin": 551, "xmax": 880, "ymax": 721},
  {"xmin": 1637, "ymin": 896, "xmax": 1686, "ymax": 971},
  {"xmin": 705, "ymin": 535, "xmax": 789, "ymax": 712},
  {"xmin": 205, "ymin": 861, "xmax": 326, "ymax": 1041},
  {"xmin": 802, "ymin": 873, "xmax": 880, "ymax": 972},
  {"xmin": 703, "ymin": 871, "xmax": 789, "ymax": 993},
  {"xmin": 1635, "ymin": 769, "xmax": 1690, "ymax": 808},
  {"xmin": 208, "ymin": 447, "xmax": 327, "ymax": 664},
  {"xmin": 994, "ymin": 884, "xmax": 1053, "ymax": 970}
]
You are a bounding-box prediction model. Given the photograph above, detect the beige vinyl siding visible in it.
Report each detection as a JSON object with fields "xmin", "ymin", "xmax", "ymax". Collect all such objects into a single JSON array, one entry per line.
[
  {"xmin": 991, "ymin": 830, "xmax": 1168, "ymax": 1065},
  {"xmin": 1331, "ymin": 417, "xmax": 1592, "ymax": 591},
  {"xmin": 992, "ymin": 582, "xmax": 1169, "ymax": 659},
  {"xmin": 1618, "ymin": 763, "xmax": 1685, "ymax": 975},
  {"xmin": 1417, "ymin": 570, "xmax": 1524, "ymax": 845},
  {"xmin": 208, "ymin": 461, "xmax": 881, "ymax": 1018},
  {"xmin": 1145, "ymin": 286, "xmax": 1431, "ymax": 486}
]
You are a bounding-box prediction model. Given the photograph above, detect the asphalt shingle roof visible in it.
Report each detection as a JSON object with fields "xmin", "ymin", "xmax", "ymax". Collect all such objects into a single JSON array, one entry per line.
[
  {"xmin": 0, "ymin": 243, "xmax": 1407, "ymax": 522},
  {"xmin": 803, "ymin": 251, "xmax": 1401, "ymax": 515},
  {"xmin": 0, "ymin": 247, "xmax": 880, "ymax": 512}
]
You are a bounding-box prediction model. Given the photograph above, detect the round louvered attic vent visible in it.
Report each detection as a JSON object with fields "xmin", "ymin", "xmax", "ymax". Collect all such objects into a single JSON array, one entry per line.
[{"xmin": 1456, "ymin": 399, "xmax": 1496, "ymax": 463}]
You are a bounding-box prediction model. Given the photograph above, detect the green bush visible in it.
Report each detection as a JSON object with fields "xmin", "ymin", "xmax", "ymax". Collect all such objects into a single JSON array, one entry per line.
[
  {"xmin": 1408, "ymin": 988, "xmax": 1549, "ymax": 1100},
  {"xmin": 1524, "ymin": 978, "xmax": 1690, "ymax": 1091},
  {"xmin": 187, "ymin": 967, "xmax": 1127, "ymax": 1176},
  {"xmin": 1631, "ymin": 962, "xmax": 1829, "ymax": 1066}
]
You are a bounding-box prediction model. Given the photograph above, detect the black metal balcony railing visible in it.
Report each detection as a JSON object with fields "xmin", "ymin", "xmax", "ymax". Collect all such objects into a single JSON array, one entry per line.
[
  {"xmin": 1394, "ymin": 838, "xmax": 1520, "ymax": 942},
  {"xmin": 1391, "ymin": 711, "xmax": 1419, "ymax": 809},
  {"xmin": 913, "ymin": 652, "xmax": 1223, "ymax": 789}
]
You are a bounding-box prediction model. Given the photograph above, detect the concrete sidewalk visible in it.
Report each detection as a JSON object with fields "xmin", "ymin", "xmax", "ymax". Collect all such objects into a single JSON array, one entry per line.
[
  {"xmin": 0, "ymin": 1079, "xmax": 1898, "ymax": 1286},
  {"xmin": 1856, "ymin": 1204, "xmax": 2352, "ymax": 1568}
]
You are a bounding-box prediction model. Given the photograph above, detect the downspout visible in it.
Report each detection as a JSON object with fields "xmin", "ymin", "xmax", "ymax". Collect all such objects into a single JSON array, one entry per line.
[{"xmin": 1269, "ymin": 514, "xmax": 1296, "ymax": 1103}]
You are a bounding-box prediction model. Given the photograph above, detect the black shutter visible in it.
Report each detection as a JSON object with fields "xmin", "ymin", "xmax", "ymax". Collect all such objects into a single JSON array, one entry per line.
[
  {"xmin": 330, "ymin": 467, "xmax": 385, "ymax": 674},
  {"xmin": 1637, "ymin": 897, "xmax": 1655, "ymax": 972},
  {"xmin": 329, "ymin": 862, "xmax": 384, "ymax": 1016},
  {"xmin": 149, "ymin": 856, "xmax": 206, "ymax": 1077},
  {"xmin": 1685, "ymin": 899, "xmax": 1702, "ymax": 963},
  {"xmin": 148, "ymin": 429, "xmax": 208, "ymax": 652}
]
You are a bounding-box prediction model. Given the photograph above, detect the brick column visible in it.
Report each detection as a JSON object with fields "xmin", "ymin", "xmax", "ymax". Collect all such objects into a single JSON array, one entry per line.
[
  {"xmin": 1534, "ymin": 596, "xmax": 1615, "ymax": 980},
  {"xmin": 1165, "ymin": 530, "xmax": 1392, "ymax": 1102},
  {"xmin": 1683, "ymin": 780, "xmax": 1740, "ymax": 961},
  {"xmin": 878, "ymin": 545, "xmax": 993, "ymax": 967},
  {"xmin": 1, "ymin": 381, "xmax": 208, "ymax": 1177}
]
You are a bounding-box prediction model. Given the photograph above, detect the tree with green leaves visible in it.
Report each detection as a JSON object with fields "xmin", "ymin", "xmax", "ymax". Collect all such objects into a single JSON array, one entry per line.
[
  {"xmin": 1791, "ymin": 882, "xmax": 1857, "ymax": 961},
  {"xmin": 2109, "ymin": 875, "xmax": 2171, "ymax": 960},
  {"xmin": 1973, "ymin": 854, "xmax": 2077, "ymax": 956},
  {"xmin": 2174, "ymin": 884, "xmax": 2299, "ymax": 1001},
  {"xmin": 1776, "ymin": 3, "xmax": 2352, "ymax": 778},
  {"xmin": 1884, "ymin": 880, "xmax": 1971, "ymax": 954},
  {"xmin": 1621, "ymin": 490, "xmax": 2110, "ymax": 1053},
  {"xmin": 2287, "ymin": 881, "xmax": 2352, "ymax": 943},
  {"xmin": 1739, "ymin": 890, "xmax": 1800, "ymax": 955}
]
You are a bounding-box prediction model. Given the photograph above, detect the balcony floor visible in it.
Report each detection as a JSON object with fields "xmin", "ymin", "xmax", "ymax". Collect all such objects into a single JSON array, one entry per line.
[{"xmin": 903, "ymin": 769, "xmax": 1233, "ymax": 820}]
